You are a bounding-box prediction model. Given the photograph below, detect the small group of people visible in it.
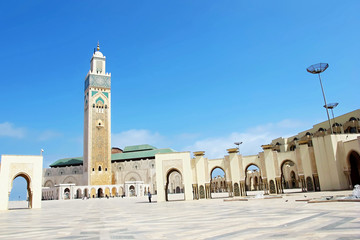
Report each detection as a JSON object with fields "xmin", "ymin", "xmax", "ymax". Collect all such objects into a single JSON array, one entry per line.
[{"xmin": 80, "ymin": 192, "xmax": 152, "ymax": 202}]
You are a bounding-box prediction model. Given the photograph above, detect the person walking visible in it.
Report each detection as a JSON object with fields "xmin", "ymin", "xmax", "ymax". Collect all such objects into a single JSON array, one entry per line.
[{"xmin": 148, "ymin": 191, "xmax": 152, "ymax": 203}]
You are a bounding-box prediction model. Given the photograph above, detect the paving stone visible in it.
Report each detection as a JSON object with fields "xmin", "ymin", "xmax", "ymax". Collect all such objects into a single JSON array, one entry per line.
[{"xmin": 0, "ymin": 190, "xmax": 359, "ymax": 239}]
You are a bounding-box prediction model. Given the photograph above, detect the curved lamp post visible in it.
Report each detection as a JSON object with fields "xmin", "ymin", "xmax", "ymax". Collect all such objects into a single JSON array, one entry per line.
[
  {"xmin": 324, "ymin": 102, "xmax": 339, "ymax": 122},
  {"xmin": 306, "ymin": 63, "xmax": 333, "ymax": 134},
  {"xmin": 234, "ymin": 142, "xmax": 243, "ymax": 155}
]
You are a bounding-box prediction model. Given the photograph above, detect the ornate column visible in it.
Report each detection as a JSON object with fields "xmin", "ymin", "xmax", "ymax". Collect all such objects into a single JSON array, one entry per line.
[
  {"xmin": 192, "ymin": 184, "xmax": 199, "ymax": 200},
  {"xmin": 240, "ymin": 180, "xmax": 246, "ymax": 196},
  {"xmin": 298, "ymin": 174, "xmax": 306, "ymax": 192},
  {"xmin": 227, "ymin": 181, "xmax": 233, "ymax": 197},
  {"xmin": 275, "ymin": 177, "xmax": 283, "ymax": 194},
  {"xmin": 205, "ymin": 183, "xmax": 211, "ymax": 198},
  {"xmin": 262, "ymin": 177, "xmax": 269, "ymax": 195},
  {"xmin": 312, "ymin": 174, "xmax": 321, "ymax": 191}
]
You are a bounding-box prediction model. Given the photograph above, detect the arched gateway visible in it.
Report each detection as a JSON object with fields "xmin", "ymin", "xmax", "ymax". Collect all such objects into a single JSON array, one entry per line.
[
  {"xmin": 0, "ymin": 155, "xmax": 43, "ymax": 210},
  {"xmin": 156, "ymin": 152, "xmax": 193, "ymax": 202}
]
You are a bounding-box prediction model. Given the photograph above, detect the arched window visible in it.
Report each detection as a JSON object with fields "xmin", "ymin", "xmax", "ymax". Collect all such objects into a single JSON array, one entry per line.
[{"xmin": 98, "ymin": 166, "xmax": 102, "ymax": 171}]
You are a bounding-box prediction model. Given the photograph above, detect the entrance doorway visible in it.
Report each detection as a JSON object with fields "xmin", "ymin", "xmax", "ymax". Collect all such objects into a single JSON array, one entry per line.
[
  {"xmin": 210, "ymin": 167, "xmax": 229, "ymax": 198},
  {"xmin": 84, "ymin": 188, "xmax": 89, "ymax": 198},
  {"xmin": 76, "ymin": 189, "xmax": 82, "ymax": 199},
  {"xmin": 8, "ymin": 174, "xmax": 31, "ymax": 209},
  {"xmin": 349, "ymin": 151, "xmax": 360, "ymax": 187},
  {"xmin": 245, "ymin": 164, "xmax": 263, "ymax": 196},
  {"xmin": 129, "ymin": 185, "xmax": 135, "ymax": 196},
  {"xmin": 64, "ymin": 188, "xmax": 70, "ymax": 200},
  {"xmin": 280, "ymin": 160, "xmax": 301, "ymax": 193},
  {"xmin": 165, "ymin": 169, "xmax": 184, "ymax": 201},
  {"xmin": 97, "ymin": 188, "xmax": 104, "ymax": 198}
]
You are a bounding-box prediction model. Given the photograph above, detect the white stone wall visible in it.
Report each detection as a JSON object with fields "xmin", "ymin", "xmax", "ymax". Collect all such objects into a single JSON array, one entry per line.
[{"xmin": 0, "ymin": 155, "xmax": 43, "ymax": 210}]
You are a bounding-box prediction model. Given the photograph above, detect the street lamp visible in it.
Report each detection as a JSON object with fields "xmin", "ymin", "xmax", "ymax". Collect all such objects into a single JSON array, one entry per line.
[
  {"xmin": 234, "ymin": 142, "xmax": 243, "ymax": 154},
  {"xmin": 324, "ymin": 102, "xmax": 339, "ymax": 123},
  {"xmin": 306, "ymin": 63, "xmax": 333, "ymax": 134}
]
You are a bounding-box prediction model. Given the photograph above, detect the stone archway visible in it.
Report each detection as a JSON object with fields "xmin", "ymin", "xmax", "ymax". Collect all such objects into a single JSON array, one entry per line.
[
  {"xmin": 76, "ymin": 188, "xmax": 82, "ymax": 199},
  {"xmin": 124, "ymin": 172, "xmax": 142, "ymax": 182},
  {"xmin": 0, "ymin": 155, "xmax": 43, "ymax": 211},
  {"xmin": 105, "ymin": 187, "xmax": 110, "ymax": 198},
  {"xmin": 90, "ymin": 188, "xmax": 96, "ymax": 198},
  {"xmin": 64, "ymin": 188, "xmax": 70, "ymax": 200},
  {"xmin": 111, "ymin": 187, "xmax": 117, "ymax": 197},
  {"xmin": 210, "ymin": 166, "xmax": 228, "ymax": 199},
  {"xmin": 44, "ymin": 180, "xmax": 54, "ymax": 188},
  {"xmin": 62, "ymin": 176, "xmax": 77, "ymax": 185},
  {"xmin": 97, "ymin": 188, "xmax": 104, "ymax": 198},
  {"xmin": 280, "ymin": 160, "xmax": 301, "ymax": 193},
  {"xmin": 155, "ymin": 152, "xmax": 193, "ymax": 202},
  {"xmin": 83, "ymin": 188, "xmax": 89, "ymax": 198},
  {"xmin": 9, "ymin": 173, "xmax": 32, "ymax": 209},
  {"xmin": 244, "ymin": 163, "xmax": 264, "ymax": 196},
  {"xmin": 129, "ymin": 185, "xmax": 135, "ymax": 197},
  {"xmin": 165, "ymin": 168, "xmax": 184, "ymax": 201}
]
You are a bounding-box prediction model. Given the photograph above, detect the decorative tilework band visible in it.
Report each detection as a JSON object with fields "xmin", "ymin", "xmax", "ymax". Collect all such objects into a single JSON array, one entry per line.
[{"xmin": 85, "ymin": 75, "xmax": 111, "ymax": 91}]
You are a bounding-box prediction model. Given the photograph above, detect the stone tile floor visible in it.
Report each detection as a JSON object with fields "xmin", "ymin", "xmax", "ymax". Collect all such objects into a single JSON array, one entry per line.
[{"xmin": 1, "ymin": 190, "xmax": 360, "ymax": 239}]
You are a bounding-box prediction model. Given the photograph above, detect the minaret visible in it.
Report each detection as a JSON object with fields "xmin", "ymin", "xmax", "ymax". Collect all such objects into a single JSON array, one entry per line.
[{"xmin": 83, "ymin": 43, "xmax": 112, "ymax": 185}]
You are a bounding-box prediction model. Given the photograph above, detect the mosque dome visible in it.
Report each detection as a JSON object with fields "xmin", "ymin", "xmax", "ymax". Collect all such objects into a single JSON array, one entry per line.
[{"xmin": 94, "ymin": 51, "xmax": 103, "ymax": 57}]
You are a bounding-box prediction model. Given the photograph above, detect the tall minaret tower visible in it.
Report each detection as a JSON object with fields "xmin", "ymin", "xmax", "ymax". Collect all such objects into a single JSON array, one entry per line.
[{"xmin": 83, "ymin": 43, "xmax": 112, "ymax": 186}]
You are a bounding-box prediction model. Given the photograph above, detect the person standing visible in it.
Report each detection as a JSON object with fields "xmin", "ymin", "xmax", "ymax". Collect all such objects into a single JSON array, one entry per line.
[{"xmin": 148, "ymin": 191, "xmax": 152, "ymax": 203}]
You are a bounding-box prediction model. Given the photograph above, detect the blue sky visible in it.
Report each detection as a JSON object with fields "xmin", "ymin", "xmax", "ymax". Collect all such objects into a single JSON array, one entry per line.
[{"xmin": 1, "ymin": 1, "xmax": 359, "ymax": 199}]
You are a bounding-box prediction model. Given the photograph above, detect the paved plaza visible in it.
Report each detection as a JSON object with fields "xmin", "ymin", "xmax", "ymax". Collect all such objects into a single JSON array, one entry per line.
[{"xmin": 1, "ymin": 191, "xmax": 360, "ymax": 240}]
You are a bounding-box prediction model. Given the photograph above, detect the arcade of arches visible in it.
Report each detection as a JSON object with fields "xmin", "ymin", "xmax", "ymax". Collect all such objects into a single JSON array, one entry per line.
[
  {"xmin": 155, "ymin": 121, "xmax": 360, "ymax": 202},
  {"xmin": 41, "ymin": 109, "xmax": 360, "ymax": 203}
]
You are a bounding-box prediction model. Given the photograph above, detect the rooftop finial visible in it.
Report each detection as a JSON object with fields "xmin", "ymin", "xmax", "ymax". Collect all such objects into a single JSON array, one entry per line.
[{"xmin": 97, "ymin": 41, "xmax": 100, "ymax": 51}]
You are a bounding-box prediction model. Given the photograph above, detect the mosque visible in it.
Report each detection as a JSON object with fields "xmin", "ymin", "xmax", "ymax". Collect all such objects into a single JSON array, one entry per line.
[{"xmin": 41, "ymin": 45, "xmax": 360, "ymax": 202}]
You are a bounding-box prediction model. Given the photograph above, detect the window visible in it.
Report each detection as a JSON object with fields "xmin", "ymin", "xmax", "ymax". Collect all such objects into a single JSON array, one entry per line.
[
  {"xmin": 92, "ymin": 168, "xmax": 95, "ymax": 171},
  {"xmin": 105, "ymin": 168, "xmax": 107, "ymax": 171},
  {"xmin": 98, "ymin": 166, "xmax": 102, "ymax": 171}
]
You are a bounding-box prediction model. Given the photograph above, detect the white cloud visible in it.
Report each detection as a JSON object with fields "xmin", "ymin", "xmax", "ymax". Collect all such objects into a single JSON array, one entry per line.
[
  {"xmin": 0, "ymin": 122, "xmax": 26, "ymax": 138},
  {"xmin": 112, "ymin": 129, "xmax": 164, "ymax": 149},
  {"xmin": 111, "ymin": 119, "xmax": 309, "ymax": 159},
  {"xmin": 37, "ymin": 130, "xmax": 63, "ymax": 141},
  {"xmin": 181, "ymin": 119, "xmax": 309, "ymax": 159}
]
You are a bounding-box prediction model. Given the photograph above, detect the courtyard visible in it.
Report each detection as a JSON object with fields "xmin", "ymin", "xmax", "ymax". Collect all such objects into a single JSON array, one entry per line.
[{"xmin": 1, "ymin": 190, "xmax": 360, "ymax": 239}]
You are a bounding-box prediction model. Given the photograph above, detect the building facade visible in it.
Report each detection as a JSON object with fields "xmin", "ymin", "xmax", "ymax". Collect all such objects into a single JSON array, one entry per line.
[
  {"xmin": 155, "ymin": 110, "xmax": 360, "ymax": 202},
  {"xmin": 42, "ymin": 46, "xmax": 360, "ymax": 202}
]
